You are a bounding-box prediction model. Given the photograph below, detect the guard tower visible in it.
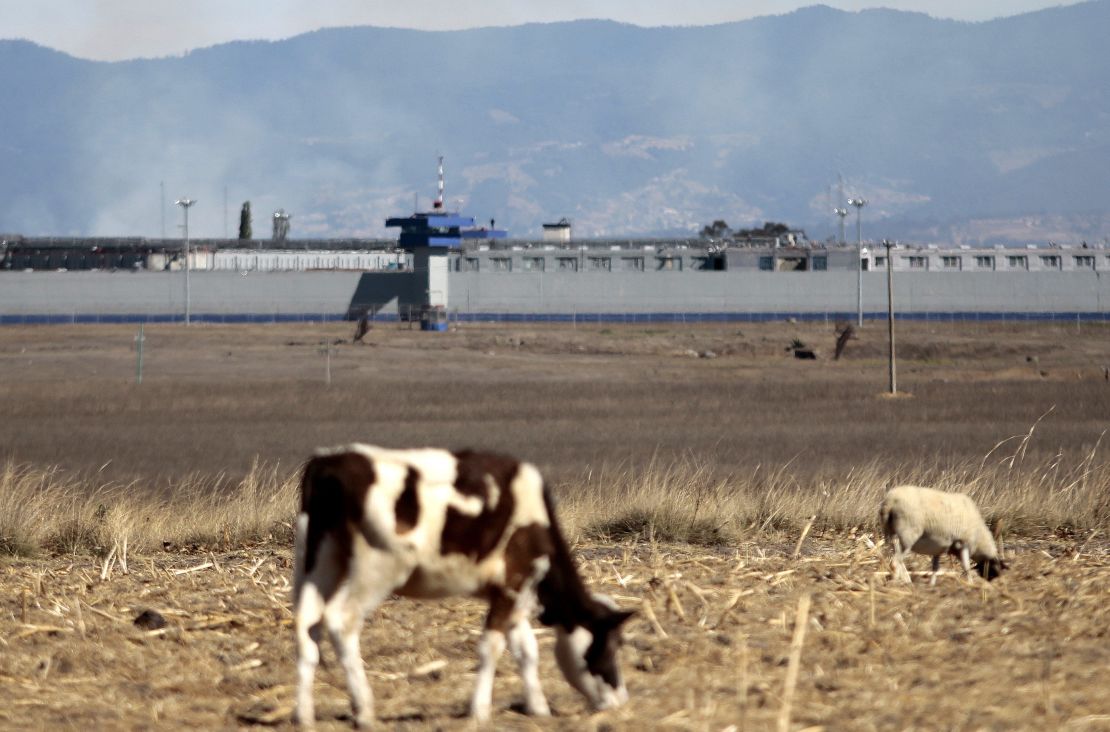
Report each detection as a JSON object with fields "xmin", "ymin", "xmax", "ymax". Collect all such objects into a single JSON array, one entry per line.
[
  {"xmin": 384, "ymin": 157, "xmax": 506, "ymax": 315},
  {"xmin": 386, "ymin": 157, "xmax": 507, "ymax": 249}
]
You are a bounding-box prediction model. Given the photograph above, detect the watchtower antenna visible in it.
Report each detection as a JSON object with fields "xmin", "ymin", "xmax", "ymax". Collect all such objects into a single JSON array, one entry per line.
[{"xmin": 434, "ymin": 155, "xmax": 445, "ymax": 210}]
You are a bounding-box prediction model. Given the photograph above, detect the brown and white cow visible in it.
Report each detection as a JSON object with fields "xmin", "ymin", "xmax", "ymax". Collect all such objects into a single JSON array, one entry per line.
[{"xmin": 293, "ymin": 444, "xmax": 634, "ymax": 728}]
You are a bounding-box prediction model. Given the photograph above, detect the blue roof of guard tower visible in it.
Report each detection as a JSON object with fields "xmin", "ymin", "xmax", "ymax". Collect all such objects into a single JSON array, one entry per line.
[{"xmin": 385, "ymin": 211, "xmax": 508, "ymax": 249}]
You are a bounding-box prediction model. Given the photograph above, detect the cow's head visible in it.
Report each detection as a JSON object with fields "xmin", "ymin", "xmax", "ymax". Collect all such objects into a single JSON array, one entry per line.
[{"xmin": 553, "ymin": 594, "xmax": 634, "ymax": 711}]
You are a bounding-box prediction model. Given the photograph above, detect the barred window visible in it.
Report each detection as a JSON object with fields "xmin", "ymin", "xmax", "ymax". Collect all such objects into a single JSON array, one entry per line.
[
  {"xmin": 942, "ymin": 256, "xmax": 961, "ymax": 269},
  {"xmin": 490, "ymin": 257, "xmax": 512, "ymax": 272},
  {"xmin": 523, "ymin": 256, "xmax": 545, "ymax": 272},
  {"xmin": 556, "ymin": 257, "xmax": 578, "ymax": 272},
  {"xmin": 621, "ymin": 257, "xmax": 644, "ymax": 272},
  {"xmin": 587, "ymin": 256, "xmax": 611, "ymax": 271}
]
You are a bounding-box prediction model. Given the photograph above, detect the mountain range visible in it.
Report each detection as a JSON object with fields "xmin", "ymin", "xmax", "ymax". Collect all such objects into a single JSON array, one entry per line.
[{"xmin": 2, "ymin": 2, "xmax": 1108, "ymax": 244}]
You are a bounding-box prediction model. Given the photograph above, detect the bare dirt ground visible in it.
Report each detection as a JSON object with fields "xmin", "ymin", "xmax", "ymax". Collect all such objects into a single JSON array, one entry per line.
[
  {"xmin": 2, "ymin": 321, "xmax": 1110, "ymax": 730},
  {"xmin": 1, "ymin": 320, "xmax": 1109, "ymax": 483}
]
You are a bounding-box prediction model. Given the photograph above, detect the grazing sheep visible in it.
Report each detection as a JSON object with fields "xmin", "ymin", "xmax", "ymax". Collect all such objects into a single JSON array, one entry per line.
[
  {"xmin": 293, "ymin": 444, "xmax": 633, "ymax": 729},
  {"xmin": 879, "ymin": 485, "xmax": 1006, "ymax": 585}
]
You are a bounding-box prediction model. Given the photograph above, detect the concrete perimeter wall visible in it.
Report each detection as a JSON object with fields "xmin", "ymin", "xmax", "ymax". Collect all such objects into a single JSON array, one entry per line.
[
  {"xmin": 1, "ymin": 269, "xmax": 1107, "ymax": 323},
  {"xmin": 448, "ymin": 270, "xmax": 1108, "ymax": 316},
  {"xmin": 0, "ymin": 271, "xmax": 367, "ymax": 321}
]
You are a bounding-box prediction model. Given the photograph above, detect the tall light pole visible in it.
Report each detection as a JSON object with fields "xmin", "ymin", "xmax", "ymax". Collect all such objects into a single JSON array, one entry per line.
[
  {"xmin": 848, "ymin": 197, "xmax": 867, "ymax": 326},
  {"xmin": 272, "ymin": 209, "xmax": 291, "ymax": 242},
  {"xmin": 834, "ymin": 207, "xmax": 848, "ymax": 244},
  {"xmin": 884, "ymin": 239, "xmax": 897, "ymax": 395},
  {"xmin": 175, "ymin": 198, "xmax": 196, "ymax": 325}
]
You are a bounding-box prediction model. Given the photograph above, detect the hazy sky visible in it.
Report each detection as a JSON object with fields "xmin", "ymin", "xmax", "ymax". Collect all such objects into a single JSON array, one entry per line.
[{"xmin": 0, "ymin": 0, "xmax": 1087, "ymax": 61}]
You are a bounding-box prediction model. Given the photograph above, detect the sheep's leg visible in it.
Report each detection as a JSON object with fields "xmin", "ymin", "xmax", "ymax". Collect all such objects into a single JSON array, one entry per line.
[
  {"xmin": 891, "ymin": 536, "xmax": 913, "ymax": 583},
  {"xmin": 929, "ymin": 555, "xmax": 941, "ymax": 586},
  {"xmin": 509, "ymin": 618, "xmax": 550, "ymax": 716},
  {"xmin": 958, "ymin": 546, "xmax": 973, "ymax": 580}
]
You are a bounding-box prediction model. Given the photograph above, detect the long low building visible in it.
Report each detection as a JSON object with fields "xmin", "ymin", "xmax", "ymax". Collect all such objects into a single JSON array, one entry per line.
[{"xmin": 452, "ymin": 241, "xmax": 1110, "ymax": 274}]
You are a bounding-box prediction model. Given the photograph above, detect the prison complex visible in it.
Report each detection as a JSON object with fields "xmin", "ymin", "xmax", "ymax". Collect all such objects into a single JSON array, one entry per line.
[{"xmin": 2, "ymin": 229, "xmax": 1107, "ymax": 324}]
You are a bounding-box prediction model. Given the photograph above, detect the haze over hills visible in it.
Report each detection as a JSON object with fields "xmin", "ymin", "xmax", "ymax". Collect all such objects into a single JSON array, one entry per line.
[{"xmin": 1, "ymin": 2, "xmax": 1108, "ymax": 244}]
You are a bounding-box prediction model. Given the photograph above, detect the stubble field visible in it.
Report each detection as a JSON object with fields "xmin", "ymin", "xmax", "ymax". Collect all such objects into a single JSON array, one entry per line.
[{"xmin": 1, "ymin": 319, "xmax": 1109, "ymax": 730}]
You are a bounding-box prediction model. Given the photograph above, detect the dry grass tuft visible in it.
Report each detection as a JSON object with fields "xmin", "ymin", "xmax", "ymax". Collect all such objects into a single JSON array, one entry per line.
[
  {"xmin": 0, "ymin": 459, "xmax": 298, "ymax": 557},
  {"xmin": 563, "ymin": 454, "xmax": 739, "ymax": 545},
  {"xmin": 556, "ymin": 433, "xmax": 1110, "ymax": 546},
  {"xmin": 4, "ymin": 427, "xmax": 1109, "ymax": 558}
]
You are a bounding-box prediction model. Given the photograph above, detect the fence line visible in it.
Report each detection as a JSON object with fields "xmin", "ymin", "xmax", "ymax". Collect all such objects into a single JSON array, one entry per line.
[{"xmin": 2, "ymin": 308, "xmax": 1109, "ymax": 326}]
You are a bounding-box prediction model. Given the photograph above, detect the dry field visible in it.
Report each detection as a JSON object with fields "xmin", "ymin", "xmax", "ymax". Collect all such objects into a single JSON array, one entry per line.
[
  {"xmin": 0, "ymin": 320, "xmax": 1108, "ymax": 485},
  {"xmin": 1, "ymin": 537, "xmax": 1108, "ymax": 731},
  {"xmin": 1, "ymin": 320, "xmax": 1110, "ymax": 730}
]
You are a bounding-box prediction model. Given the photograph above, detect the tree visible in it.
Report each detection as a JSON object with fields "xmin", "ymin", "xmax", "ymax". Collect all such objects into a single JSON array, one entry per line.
[
  {"xmin": 759, "ymin": 221, "xmax": 790, "ymax": 236},
  {"xmin": 699, "ymin": 219, "xmax": 731, "ymax": 239},
  {"xmin": 239, "ymin": 201, "xmax": 252, "ymax": 240}
]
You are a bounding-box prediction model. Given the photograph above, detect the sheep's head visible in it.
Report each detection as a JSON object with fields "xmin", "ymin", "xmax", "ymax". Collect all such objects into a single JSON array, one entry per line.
[{"xmin": 975, "ymin": 557, "xmax": 1007, "ymax": 581}]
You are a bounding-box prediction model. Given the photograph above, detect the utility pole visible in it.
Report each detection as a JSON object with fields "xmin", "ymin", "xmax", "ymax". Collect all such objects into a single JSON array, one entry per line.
[
  {"xmin": 135, "ymin": 323, "xmax": 145, "ymax": 384},
  {"xmin": 175, "ymin": 198, "xmax": 196, "ymax": 325},
  {"xmin": 849, "ymin": 197, "xmax": 867, "ymax": 326},
  {"xmin": 884, "ymin": 239, "xmax": 897, "ymax": 395}
]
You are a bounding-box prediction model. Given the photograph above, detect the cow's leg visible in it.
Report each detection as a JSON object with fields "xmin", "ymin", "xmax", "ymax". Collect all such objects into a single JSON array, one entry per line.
[
  {"xmin": 294, "ymin": 579, "xmax": 326, "ymax": 729},
  {"xmin": 930, "ymin": 554, "xmax": 941, "ymax": 586},
  {"xmin": 323, "ymin": 592, "xmax": 378, "ymax": 729},
  {"xmin": 471, "ymin": 629, "xmax": 507, "ymax": 722},
  {"xmin": 323, "ymin": 553, "xmax": 409, "ymax": 729},
  {"xmin": 508, "ymin": 617, "xmax": 550, "ymax": 716},
  {"xmin": 471, "ymin": 591, "xmax": 518, "ymax": 721}
]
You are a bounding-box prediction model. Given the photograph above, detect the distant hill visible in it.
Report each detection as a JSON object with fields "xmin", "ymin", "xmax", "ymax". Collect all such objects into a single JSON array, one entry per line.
[{"xmin": 2, "ymin": 2, "xmax": 1109, "ymax": 243}]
